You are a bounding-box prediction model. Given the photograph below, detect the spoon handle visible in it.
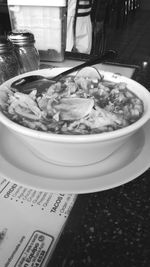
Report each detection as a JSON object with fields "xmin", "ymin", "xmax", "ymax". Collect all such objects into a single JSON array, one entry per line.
[{"xmin": 53, "ymin": 50, "xmax": 117, "ymax": 81}]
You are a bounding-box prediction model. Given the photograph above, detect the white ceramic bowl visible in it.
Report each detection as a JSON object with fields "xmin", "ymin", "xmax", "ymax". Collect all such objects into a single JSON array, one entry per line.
[{"xmin": 0, "ymin": 68, "xmax": 150, "ymax": 166}]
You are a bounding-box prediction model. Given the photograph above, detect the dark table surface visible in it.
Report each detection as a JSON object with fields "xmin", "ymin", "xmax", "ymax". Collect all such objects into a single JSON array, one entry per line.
[{"xmin": 47, "ymin": 55, "xmax": 150, "ymax": 267}]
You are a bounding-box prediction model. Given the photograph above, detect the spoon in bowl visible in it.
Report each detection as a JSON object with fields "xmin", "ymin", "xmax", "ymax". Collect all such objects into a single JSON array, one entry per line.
[{"xmin": 11, "ymin": 50, "xmax": 116, "ymax": 95}]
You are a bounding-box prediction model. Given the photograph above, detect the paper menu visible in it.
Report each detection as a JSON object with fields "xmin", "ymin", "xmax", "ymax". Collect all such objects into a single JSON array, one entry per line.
[{"xmin": 0, "ymin": 177, "xmax": 77, "ymax": 267}]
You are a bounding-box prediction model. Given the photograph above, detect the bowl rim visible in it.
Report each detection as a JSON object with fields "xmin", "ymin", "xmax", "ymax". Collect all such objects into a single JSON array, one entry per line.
[{"xmin": 0, "ymin": 68, "xmax": 150, "ymax": 143}]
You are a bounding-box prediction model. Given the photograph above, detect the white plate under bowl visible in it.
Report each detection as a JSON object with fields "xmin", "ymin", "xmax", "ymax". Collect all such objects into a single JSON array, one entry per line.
[{"xmin": 0, "ymin": 121, "xmax": 150, "ymax": 194}]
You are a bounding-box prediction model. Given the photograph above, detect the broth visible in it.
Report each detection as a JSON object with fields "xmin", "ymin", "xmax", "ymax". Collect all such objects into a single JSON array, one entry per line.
[{"xmin": 1, "ymin": 76, "xmax": 144, "ymax": 135}]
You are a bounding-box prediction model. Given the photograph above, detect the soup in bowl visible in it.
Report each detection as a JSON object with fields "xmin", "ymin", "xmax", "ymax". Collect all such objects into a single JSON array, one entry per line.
[{"xmin": 0, "ymin": 68, "xmax": 150, "ymax": 166}]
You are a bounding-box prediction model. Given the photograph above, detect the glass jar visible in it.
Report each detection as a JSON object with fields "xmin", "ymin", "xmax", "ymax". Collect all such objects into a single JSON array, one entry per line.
[
  {"xmin": 0, "ymin": 36, "xmax": 20, "ymax": 85},
  {"xmin": 8, "ymin": 30, "xmax": 40, "ymax": 74}
]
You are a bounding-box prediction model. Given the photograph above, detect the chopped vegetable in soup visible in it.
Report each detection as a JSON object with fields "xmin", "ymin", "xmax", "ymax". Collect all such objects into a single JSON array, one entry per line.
[{"xmin": 0, "ymin": 75, "xmax": 144, "ymax": 134}]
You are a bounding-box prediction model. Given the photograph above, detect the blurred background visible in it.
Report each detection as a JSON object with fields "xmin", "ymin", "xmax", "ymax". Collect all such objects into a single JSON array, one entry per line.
[{"xmin": 0, "ymin": 0, "xmax": 150, "ymax": 63}]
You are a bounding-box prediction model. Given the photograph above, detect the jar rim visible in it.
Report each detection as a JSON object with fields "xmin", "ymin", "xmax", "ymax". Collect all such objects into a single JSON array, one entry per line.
[{"xmin": 8, "ymin": 30, "xmax": 35, "ymax": 45}]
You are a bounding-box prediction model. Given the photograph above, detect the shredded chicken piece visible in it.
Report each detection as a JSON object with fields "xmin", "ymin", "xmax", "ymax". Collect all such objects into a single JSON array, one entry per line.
[{"xmin": 8, "ymin": 91, "xmax": 44, "ymax": 119}]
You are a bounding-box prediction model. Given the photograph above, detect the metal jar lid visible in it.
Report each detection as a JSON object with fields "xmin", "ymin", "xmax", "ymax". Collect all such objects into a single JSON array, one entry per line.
[
  {"xmin": 0, "ymin": 36, "xmax": 14, "ymax": 53},
  {"xmin": 8, "ymin": 30, "xmax": 35, "ymax": 45}
]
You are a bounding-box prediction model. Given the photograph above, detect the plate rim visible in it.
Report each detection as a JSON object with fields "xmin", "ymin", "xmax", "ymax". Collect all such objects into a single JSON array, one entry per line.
[{"xmin": 0, "ymin": 121, "xmax": 150, "ymax": 194}]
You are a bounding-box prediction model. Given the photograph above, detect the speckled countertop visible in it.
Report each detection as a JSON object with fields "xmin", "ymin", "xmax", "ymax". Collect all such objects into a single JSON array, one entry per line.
[{"xmin": 49, "ymin": 173, "xmax": 150, "ymax": 267}]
